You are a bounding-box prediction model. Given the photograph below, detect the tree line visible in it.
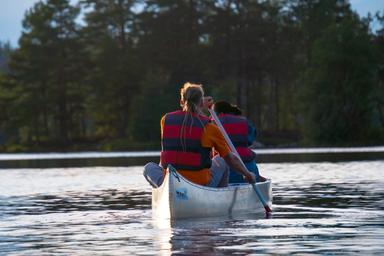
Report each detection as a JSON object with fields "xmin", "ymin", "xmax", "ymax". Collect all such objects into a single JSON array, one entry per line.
[{"xmin": 0, "ymin": 0, "xmax": 383, "ymax": 152}]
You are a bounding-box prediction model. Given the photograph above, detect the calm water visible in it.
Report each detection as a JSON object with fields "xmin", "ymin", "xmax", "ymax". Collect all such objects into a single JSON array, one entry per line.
[
  {"xmin": 1, "ymin": 147, "xmax": 384, "ymax": 168},
  {"xmin": 1, "ymin": 161, "xmax": 384, "ymax": 255}
]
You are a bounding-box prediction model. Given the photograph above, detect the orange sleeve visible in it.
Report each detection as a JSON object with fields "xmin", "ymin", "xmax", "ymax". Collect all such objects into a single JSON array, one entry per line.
[
  {"xmin": 201, "ymin": 123, "xmax": 230, "ymax": 158},
  {"xmin": 160, "ymin": 115, "xmax": 165, "ymax": 138}
]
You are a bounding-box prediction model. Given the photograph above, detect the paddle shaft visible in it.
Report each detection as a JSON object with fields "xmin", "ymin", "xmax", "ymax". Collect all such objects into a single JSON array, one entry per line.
[{"xmin": 208, "ymin": 109, "xmax": 271, "ymax": 213}]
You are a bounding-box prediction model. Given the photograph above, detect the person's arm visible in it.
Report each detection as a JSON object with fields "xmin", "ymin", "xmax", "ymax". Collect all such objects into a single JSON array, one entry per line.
[
  {"xmin": 160, "ymin": 116, "xmax": 166, "ymax": 138},
  {"xmin": 159, "ymin": 116, "xmax": 165, "ymax": 166},
  {"xmin": 224, "ymin": 152, "xmax": 256, "ymax": 183},
  {"xmin": 203, "ymin": 123, "xmax": 256, "ymax": 183}
]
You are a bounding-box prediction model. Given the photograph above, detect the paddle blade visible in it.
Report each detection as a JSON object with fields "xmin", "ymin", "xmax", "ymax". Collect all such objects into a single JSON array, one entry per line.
[{"xmin": 251, "ymin": 183, "xmax": 272, "ymax": 214}]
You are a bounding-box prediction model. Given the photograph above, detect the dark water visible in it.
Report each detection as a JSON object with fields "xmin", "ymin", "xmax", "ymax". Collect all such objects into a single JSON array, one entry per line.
[{"xmin": 1, "ymin": 161, "xmax": 384, "ymax": 255}]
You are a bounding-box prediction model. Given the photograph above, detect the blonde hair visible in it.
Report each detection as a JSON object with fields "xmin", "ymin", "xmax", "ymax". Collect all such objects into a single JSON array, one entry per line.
[
  {"xmin": 180, "ymin": 82, "xmax": 204, "ymax": 114},
  {"xmin": 179, "ymin": 82, "xmax": 205, "ymax": 151}
]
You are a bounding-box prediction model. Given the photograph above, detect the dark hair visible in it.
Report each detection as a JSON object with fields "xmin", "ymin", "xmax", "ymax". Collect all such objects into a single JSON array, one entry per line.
[{"xmin": 213, "ymin": 100, "xmax": 242, "ymax": 115}]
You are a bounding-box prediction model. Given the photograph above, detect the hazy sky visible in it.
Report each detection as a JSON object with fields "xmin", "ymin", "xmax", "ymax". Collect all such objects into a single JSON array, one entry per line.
[{"xmin": 0, "ymin": 0, "xmax": 383, "ymax": 46}]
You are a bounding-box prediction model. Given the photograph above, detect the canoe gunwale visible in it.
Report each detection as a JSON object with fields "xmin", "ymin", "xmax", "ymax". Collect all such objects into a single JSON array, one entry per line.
[{"xmin": 155, "ymin": 167, "xmax": 271, "ymax": 192}]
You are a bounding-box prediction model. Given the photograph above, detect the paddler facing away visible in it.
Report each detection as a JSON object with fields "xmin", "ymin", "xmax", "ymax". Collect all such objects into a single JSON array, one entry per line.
[
  {"xmin": 143, "ymin": 82, "xmax": 256, "ymax": 188},
  {"xmin": 213, "ymin": 100, "xmax": 266, "ymax": 183}
]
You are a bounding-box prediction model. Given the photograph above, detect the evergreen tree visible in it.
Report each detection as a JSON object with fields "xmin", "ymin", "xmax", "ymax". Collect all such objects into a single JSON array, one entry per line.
[
  {"xmin": 6, "ymin": 0, "xmax": 86, "ymax": 147},
  {"xmin": 1, "ymin": 0, "xmax": 382, "ymax": 151},
  {"xmin": 136, "ymin": 0, "xmax": 213, "ymax": 83},
  {"xmin": 81, "ymin": 0, "xmax": 142, "ymax": 138},
  {"xmin": 0, "ymin": 41, "xmax": 12, "ymax": 74},
  {"xmin": 371, "ymin": 12, "xmax": 384, "ymax": 134},
  {"xmin": 128, "ymin": 0, "xmax": 214, "ymax": 141},
  {"xmin": 299, "ymin": 12, "xmax": 377, "ymax": 144}
]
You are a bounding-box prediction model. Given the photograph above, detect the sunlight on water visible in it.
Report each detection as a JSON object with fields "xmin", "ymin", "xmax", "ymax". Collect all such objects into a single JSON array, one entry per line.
[
  {"xmin": 0, "ymin": 161, "xmax": 383, "ymax": 254},
  {"xmin": 0, "ymin": 146, "xmax": 383, "ymax": 160},
  {"xmin": 0, "ymin": 152, "xmax": 161, "ymax": 160}
]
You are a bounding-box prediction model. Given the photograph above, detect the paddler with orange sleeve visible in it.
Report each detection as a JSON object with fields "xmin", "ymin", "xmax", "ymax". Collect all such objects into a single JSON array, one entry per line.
[{"xmin": 143, "ymin": 82, "xmax": 256, "ymax": 187}]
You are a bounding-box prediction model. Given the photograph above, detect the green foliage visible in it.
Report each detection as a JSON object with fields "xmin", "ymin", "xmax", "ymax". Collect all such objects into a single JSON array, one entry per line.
[
  {"xmin": 299, "ymin": 14, "xmax": 377, "ymax": 144},
  {"xmin": 128, "ymin": 69, "xmax": 175, "ymax": 142},
  {"xmin": 0, "ymin": 0, "xmax": 383, "ymax": 151},
  {"xmin": 371, "ymin": 12, "xmax": 384, "ymax": 132},
  {"xmin": 4, "ymin": 0, "xmax": 87, "ymax": 148},
  {"xmin": 82, "ymin": 0, "xmax": 142, "ymax": 138},
  {"xmin": 0, "ymin": 41, "xmax": 12, "ymax": 74}
]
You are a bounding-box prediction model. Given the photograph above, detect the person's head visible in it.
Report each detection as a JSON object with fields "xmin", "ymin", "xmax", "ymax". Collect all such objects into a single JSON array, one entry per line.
[
  {"xmin": 180, "ymin": 82, "xmax": 204, "ymax": 113},
  {"xmin": 213, "ymin": 100, "xmax": 242, "ymax": 115}
]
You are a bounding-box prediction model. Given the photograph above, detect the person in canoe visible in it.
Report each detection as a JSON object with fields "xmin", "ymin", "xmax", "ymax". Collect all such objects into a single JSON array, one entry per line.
[
  {"xmin": 143, "ymin": 82, "xmax": 256, "ymax": 188},
  {"xmin": 212, "ymin": 100, "xmax": 265, "ymax": 183}
]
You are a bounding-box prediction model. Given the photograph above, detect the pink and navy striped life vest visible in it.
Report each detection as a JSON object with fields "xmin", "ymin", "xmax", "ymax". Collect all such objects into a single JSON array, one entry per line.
[
  {"xmin": 218, "ymin": 114, "xmax": 256, "ymax": 163},
  {"xmin": 160, "ymin": 110, "xmax": 212, "ymax": 171}
]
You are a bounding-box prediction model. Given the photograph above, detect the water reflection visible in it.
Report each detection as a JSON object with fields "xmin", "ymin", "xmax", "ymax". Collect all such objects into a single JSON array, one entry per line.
[
  {"xmin": 0, "ymin": 162, "xmax": 384, "ymax": 254},
  {"xmin": 151, "ymin": 204, "xmax": 384, "ymax": 255},
  {"xmin": 169, "ymin": 215, "xmax": 267, "ymax": 255},
  {"xmin": 148, "ymin": 161, "xmax": 384, "ymax": 255},
  {"xmin": 0, "ymin": 190, "xmax": 150, "ymax": 217},
  {"xmin": 1, "ymin": 148, "xmax": 384, "ymax": 168},
  {"xmin": 275, "ymin": 182, "xmax": 384, "ymax": 210}
]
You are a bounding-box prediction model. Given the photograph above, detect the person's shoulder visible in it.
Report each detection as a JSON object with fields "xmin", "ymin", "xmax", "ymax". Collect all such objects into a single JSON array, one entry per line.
[
  {"xmin": 239, "ymin": 115, "xmax": 248, "ymax": 121},
  {"xmin": 205, "ymin": 122, "xmax": 216, "ymax": 128},
  {"xmin": 162, "ymin": 110, "xmax": 183, "ymax": 119},
  {"xmin": 161, "ymin": 111, "xmax": 177, "ymax": 123},
  {"xmin": 204, "ymin": 122, "xmax": 220, "ymax": 134},
  {"xmin": 199, "ymin": 114, "xmax": 211, "ymax": 122},
  {"xmin": 166, "ymin": 110, "xmax": 183, "ymax": 115}
]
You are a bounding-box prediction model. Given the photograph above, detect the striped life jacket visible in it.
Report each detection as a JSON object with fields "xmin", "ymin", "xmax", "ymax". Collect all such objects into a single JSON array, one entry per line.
[
  {"xmin": 160, "ymin": 110, "xmax": 212, "ymax": 171},
  {"xmin": 218, "ymin": 114, "xmax": 256, "ymax": 163}
]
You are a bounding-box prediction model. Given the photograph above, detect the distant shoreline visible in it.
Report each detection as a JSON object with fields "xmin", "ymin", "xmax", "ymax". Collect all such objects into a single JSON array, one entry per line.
[{"xmin": 1, "ymin": 146, "xmax": 384, "ymax": 161}]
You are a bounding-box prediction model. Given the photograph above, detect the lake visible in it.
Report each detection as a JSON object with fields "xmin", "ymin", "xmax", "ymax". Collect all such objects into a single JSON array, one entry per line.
[{"xmin": 0, "ymin": 151, "xmax": 384, "ymax": 254}]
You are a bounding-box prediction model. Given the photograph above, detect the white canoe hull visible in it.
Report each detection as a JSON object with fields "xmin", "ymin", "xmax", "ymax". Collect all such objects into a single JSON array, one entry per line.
[{"xmin": 152, "ymin": 167, "xmax": 272, "ymax": 219}]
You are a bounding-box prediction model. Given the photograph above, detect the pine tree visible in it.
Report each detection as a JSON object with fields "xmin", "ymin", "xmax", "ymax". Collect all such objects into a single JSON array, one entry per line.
[
  {"xmin": 6, "ymin": 0, "xmax": 86, "ymax": 148},
  {"xmin": 299, "ymin": 11, "xmax": 377, "ymax": 144}
]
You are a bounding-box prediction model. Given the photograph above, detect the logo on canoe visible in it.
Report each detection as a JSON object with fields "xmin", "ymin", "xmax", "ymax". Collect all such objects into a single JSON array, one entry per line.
[{"xmin": 175, "ymin": 188, "xmax": 188, "ymax": 200}]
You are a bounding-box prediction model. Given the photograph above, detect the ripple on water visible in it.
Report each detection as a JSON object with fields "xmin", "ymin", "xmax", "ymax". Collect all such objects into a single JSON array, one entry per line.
[{"xmin": 0, "ymin": 161, "xmax": 383, "ymax": 255}]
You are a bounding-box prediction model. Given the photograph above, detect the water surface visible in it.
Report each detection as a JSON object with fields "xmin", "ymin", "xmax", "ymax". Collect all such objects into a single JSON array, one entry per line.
[
  {"xmin": 1, "ymin": 147, "xmax": 384, "ymax": 168},
  {"xmin": 1, "ymin": 161, "xmax": 383, "ymax": 255}
]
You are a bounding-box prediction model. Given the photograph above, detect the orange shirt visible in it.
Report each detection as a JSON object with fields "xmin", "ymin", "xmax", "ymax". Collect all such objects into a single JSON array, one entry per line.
[{"xmin": 161, "ymin": 115, "xmax": 230, "ymax": 185}]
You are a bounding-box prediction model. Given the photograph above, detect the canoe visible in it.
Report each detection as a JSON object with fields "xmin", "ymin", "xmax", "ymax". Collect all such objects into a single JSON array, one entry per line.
[{"xmin": 152, "ymin": 166, "xmax": 272, "ymax": 219}]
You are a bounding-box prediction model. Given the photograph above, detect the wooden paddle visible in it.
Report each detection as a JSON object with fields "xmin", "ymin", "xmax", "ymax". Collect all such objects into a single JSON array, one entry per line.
[{"xmin": 208, "ymin": 108, "xmax": 272, "ymax": 214}]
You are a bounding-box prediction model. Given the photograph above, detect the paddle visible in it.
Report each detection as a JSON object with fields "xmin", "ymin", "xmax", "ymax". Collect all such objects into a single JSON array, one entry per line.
[{"xmin": 208, "ymin": 108, "xmax": 272, "ymax": 214}]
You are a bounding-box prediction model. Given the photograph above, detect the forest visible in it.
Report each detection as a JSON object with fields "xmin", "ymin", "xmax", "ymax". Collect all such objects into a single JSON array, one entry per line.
[{"xmin": 0, "ymin": 0, "xmax": 383, "ymax": 152}]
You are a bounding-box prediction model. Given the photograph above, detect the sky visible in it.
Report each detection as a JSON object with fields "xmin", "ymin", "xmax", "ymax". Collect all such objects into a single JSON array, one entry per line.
[{"xmin": 0, "ymin": 0, "xmax": 383, "ymax": 47}]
